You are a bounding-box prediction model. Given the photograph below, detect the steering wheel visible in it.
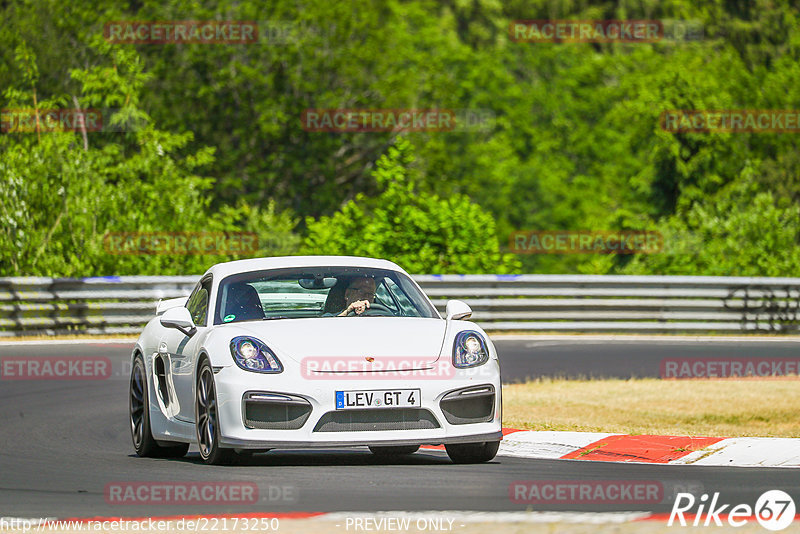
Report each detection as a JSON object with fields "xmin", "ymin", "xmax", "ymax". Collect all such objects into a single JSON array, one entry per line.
[{"xmin": 345, "ymin": 302, "xmax": 393, "ymax": 317}]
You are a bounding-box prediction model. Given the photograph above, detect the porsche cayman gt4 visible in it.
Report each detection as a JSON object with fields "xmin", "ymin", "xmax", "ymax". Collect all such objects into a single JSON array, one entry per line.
[{"xmin": 129, "ymin": 256, "xmax": 502, "ymax": 464}]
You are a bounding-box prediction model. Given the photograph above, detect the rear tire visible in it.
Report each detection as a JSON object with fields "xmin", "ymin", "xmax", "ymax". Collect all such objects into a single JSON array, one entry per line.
[
  {"xmin": 129, "ymin": 354, "xmax": 189, "ymax": 459},
  {"xmin": 196, "ymin": 359, "xmax": 235, "ymax": 465},
  {"xmin": 368, "ymin": 445, "xmax": 420, "ymax": 458},
  {"xmin": 445, "ymin": 440, "xmax": 500, "ymax": 464}
]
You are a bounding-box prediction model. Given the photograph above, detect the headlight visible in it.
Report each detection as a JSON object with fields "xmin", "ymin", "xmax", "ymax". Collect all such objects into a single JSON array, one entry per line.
[
  {"xmin": 452, "ymin": 330, "xmax": 489, "ymax": 368},
  {"xmin": 230, "ymin": 336, "xmax": 283, "ymax": 373}
]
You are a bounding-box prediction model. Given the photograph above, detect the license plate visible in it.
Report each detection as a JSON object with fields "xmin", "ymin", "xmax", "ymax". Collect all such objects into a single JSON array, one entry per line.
[{"xmin": 335, "ymin": 389, "xmax": 420, "ymax": 410}]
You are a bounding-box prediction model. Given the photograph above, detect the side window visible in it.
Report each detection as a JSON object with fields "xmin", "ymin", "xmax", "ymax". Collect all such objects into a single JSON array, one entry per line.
[
  {"xmin": 186, "ymin": 278, "xmax": 211, "ymax": 326},
  {"xmin": 384, "ymin": 278, "xmax": 420, "ymax": 317},
  {"xmin": 374, "ymin": 280, "xmax": 399, "ymax": 315}
]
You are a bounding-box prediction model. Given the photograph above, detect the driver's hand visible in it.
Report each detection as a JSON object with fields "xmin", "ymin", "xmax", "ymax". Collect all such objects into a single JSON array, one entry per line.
[{"xmin": 347, "ymin": 299, "xmax": 370, "ymax": 315}]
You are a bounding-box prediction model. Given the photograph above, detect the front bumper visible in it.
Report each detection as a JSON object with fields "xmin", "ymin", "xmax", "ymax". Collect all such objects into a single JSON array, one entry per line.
[{"xmin": 213, "ymin": 360, "xmax": 503, "ymax": 449}]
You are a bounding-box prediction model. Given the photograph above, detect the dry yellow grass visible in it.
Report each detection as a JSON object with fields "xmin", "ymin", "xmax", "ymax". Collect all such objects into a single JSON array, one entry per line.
[{"xmin": 503, "ymin": 378, "xmax": 800, "ymax": 437}]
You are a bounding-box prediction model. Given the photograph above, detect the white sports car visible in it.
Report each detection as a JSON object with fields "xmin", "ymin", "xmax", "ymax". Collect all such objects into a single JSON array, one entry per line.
[{"xmin": 129, "ymin": 256, "xmax": 502, "ymax": 464}]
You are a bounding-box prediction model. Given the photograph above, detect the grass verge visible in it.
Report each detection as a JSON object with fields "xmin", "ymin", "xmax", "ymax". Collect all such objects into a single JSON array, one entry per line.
[{"xmin": 502, "ymin": 378, "xmax": 800, "ymax": 437}]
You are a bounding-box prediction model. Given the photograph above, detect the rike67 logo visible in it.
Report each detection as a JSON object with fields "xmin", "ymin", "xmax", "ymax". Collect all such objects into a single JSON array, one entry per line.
[{"xmin": 669, "ymin": 490, "xmax": 796, "ymax": 531}]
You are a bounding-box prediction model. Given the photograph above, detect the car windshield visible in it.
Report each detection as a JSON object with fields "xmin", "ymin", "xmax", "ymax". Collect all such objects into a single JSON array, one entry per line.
[{"xmin": 213, "ymin": 266, "xmax": 439, "ymax": 324}]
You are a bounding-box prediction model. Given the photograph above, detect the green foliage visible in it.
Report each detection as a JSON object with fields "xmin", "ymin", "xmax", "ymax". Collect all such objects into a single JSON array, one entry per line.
[
  {"xmin": 0, "ymin": 42, "xmax": 298, "ymax": 276},
  {"xmin": 624, "ymin": 171, "xmax": 800, "ymax": 277},
  {"xmin": 1, "ymin": 0, "xmax": 800, "ymax": 276},
  {"xmin": 303, "ymin": 138, "xmax": 521, "ymax": 274}
]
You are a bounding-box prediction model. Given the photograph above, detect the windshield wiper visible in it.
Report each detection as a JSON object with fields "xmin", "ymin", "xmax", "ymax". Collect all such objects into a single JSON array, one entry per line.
[{"xmin": 262, "ymin": 316, "xmax": 290, "ymax": 320}]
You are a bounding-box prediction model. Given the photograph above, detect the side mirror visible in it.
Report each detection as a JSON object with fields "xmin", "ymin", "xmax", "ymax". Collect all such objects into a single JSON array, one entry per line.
[
  {"xmin": 160, "ymin": 307, "xmax": 197, "ymax": 337},
  {"xmin": 445, "ymin": 299, "xmax": 472, "ymax": 321}
]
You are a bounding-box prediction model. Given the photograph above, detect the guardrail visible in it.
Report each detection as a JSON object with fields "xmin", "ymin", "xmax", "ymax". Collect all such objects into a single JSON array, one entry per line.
[{"xmin": 2, "ymin": 275, "xmax": 800, "ymax": 336}]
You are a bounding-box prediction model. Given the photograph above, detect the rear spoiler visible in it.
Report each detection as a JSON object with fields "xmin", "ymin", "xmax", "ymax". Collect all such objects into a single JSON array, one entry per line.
[{"xmin": 156, "ymin": 296, "xmax": 189, "ymax": 315}]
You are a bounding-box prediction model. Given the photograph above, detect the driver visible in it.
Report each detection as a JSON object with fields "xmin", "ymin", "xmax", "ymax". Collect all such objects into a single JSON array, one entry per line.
[{"xmin": 337, "ymin": 276, "xmax": 376, "ymax": 316}]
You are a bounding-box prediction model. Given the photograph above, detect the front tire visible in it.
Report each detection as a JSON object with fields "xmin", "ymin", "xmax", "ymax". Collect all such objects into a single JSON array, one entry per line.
[
  {"xmin": 196, "ymin": 359, "xmax": 234, "ymax": 465},
  {"xmin": 445, "ymin": 440, "xmax": 500, "ymax": 464},
  {"xmin": 129, "ymin": 354, "xmax": 189, "ymax": 458}
]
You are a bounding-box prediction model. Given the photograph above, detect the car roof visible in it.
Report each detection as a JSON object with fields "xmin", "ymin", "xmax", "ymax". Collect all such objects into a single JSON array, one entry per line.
[{"xmin": 204, "ymin": 255, "xmax": 409, "ymax": 280}]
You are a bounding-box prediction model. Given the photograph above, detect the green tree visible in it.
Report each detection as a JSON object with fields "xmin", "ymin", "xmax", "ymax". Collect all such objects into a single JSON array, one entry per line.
[
  {"xmin": 0, "ymin": 41, "xmax": 298, "ymax": 276},
  {"xmin": 624, "ymin": 169, "xmax": 800, "ymax": 277},
  {"xmin": 303, "ymin": 138, "xmax": 520, "ymax": 273},
  {"xmin": 3, "ymin": 0, "xmax": 800, "ymax": 276}
]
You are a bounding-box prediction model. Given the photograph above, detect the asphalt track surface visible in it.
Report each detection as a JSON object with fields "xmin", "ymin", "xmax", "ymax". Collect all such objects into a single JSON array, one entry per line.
[{"xmin": 0, "ymin": 338, "xmax": 798, "ymax": 518}]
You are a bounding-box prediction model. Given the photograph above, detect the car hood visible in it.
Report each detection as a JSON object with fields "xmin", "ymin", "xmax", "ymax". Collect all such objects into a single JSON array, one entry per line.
[{"xmin": 229, "ymin": 317, "xmax": 448, "ymax": 366}]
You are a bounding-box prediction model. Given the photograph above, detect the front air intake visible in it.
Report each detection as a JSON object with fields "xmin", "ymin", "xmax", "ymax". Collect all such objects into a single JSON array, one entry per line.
[
  {"xmin": 313, "ymin": 408, "xmax": 440, "ymax": 432},
  {"xmin": 243, "ymin": 392, "xmax": 312, "ymax": 430},
  {"xmin": 439, "ymin": 385, "xmax": 495, "ymax": 425}
]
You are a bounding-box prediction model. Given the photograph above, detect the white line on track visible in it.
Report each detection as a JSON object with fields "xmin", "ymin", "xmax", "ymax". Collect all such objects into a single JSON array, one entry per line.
[{"xmin": 674, "ymin": 437, "xmax": 800, "ymax": 468}]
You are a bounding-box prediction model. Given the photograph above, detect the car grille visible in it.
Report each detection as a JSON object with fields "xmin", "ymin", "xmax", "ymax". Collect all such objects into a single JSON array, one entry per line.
[
  {"xmin": 243, "ymin": 392, "xmax": 312, "ymax": 430},
  {"xmin": 439, "ymin": 385, "xmax": 495, "ymax": 425},
  {"xmin": 313, "ymin": 408, "xmax": 440, "ymax": 432}
]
